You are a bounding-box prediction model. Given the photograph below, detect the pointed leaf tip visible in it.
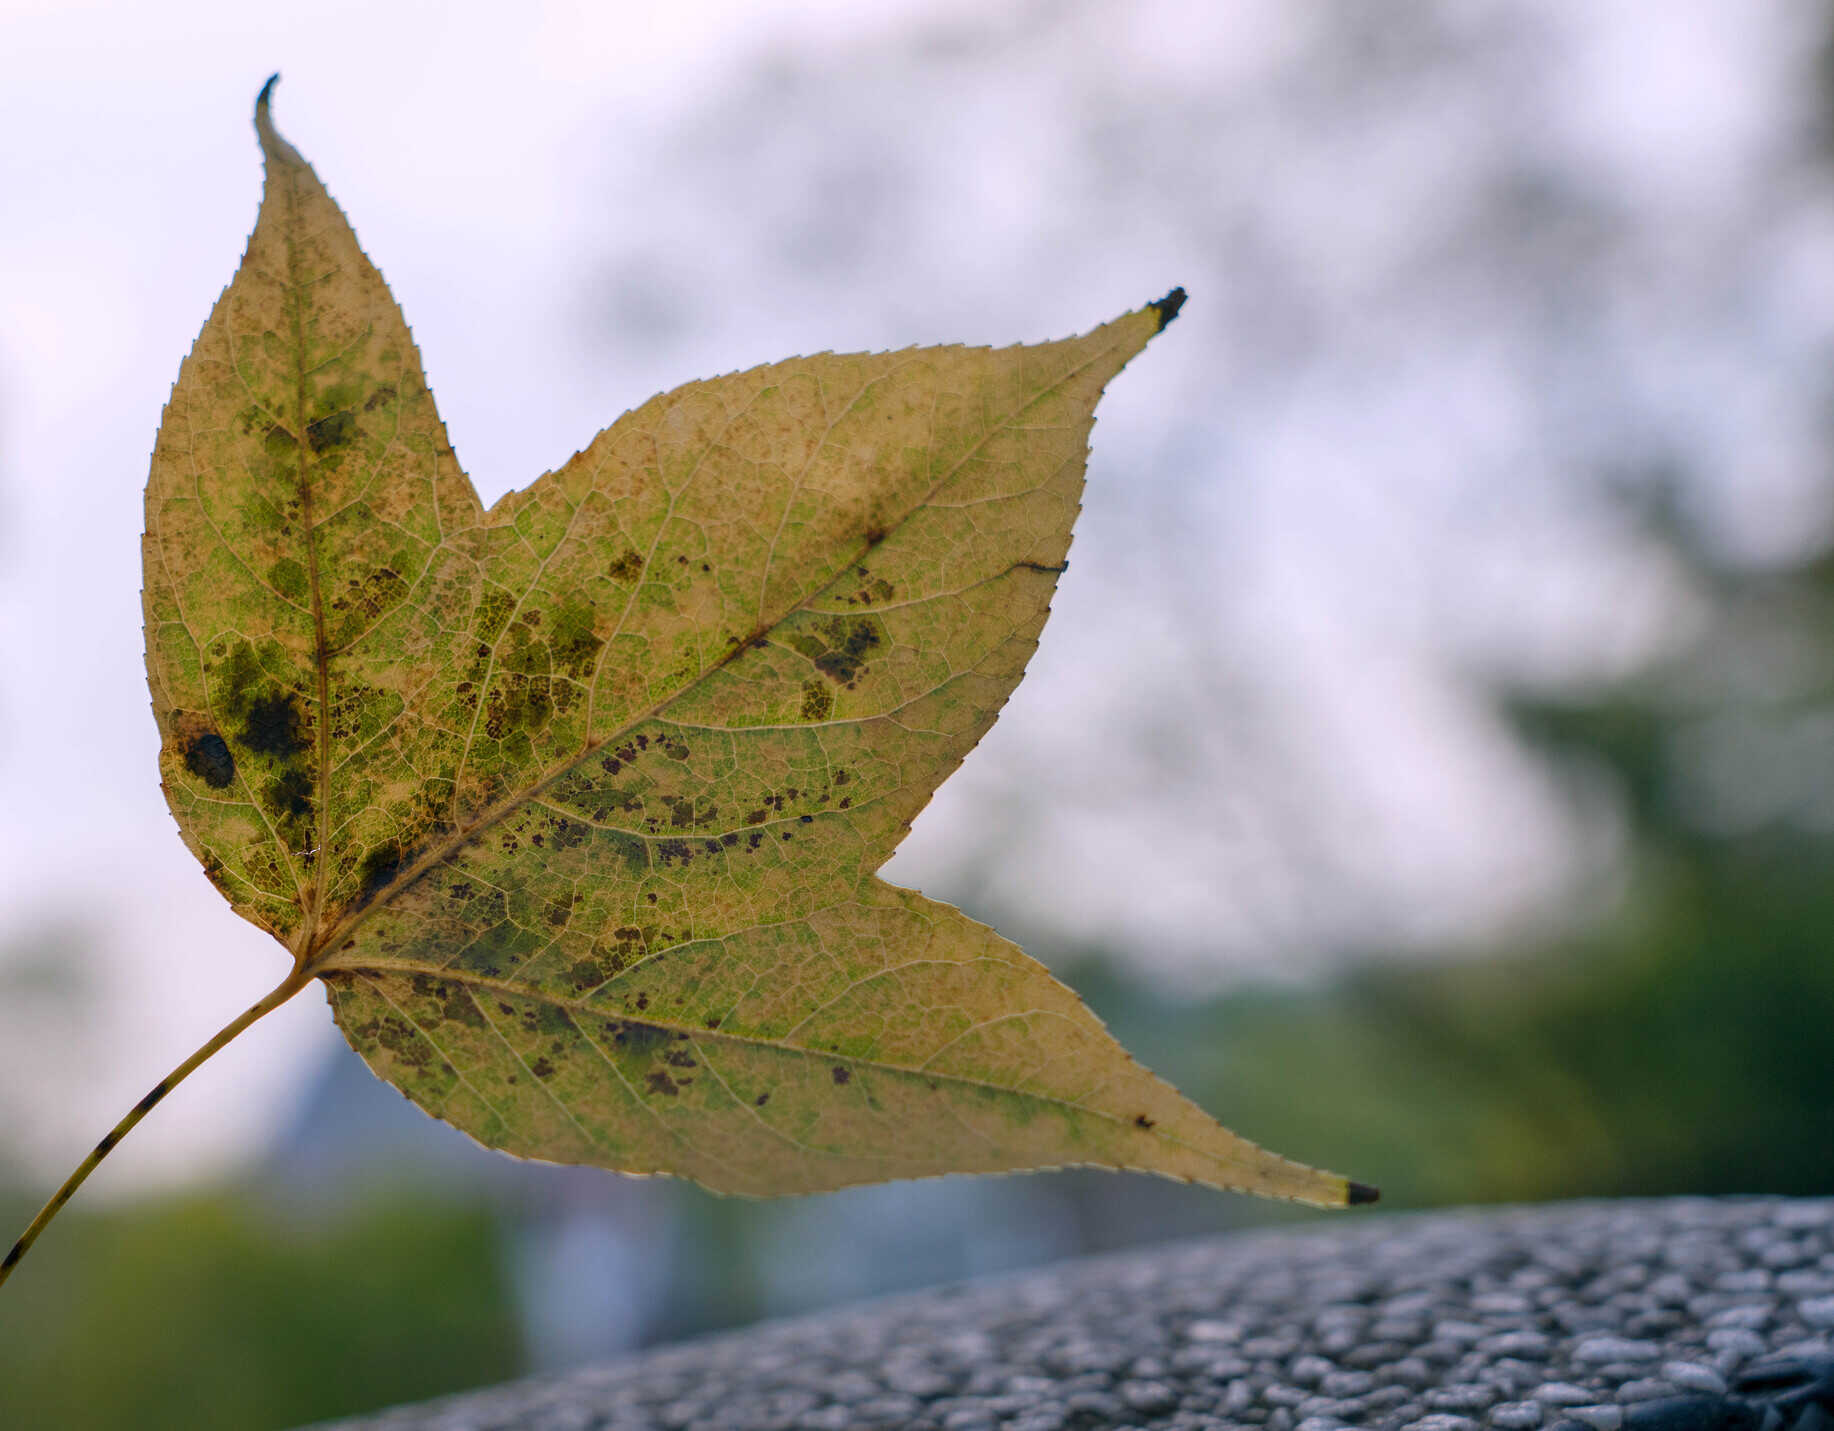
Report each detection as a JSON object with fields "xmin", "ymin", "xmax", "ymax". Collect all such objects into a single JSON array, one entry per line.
[
  {"xmin": 253, "ymin": 73, "xmax": 301, "ymax": 168},
  {"xmin": 1148, "ymin": 287, "xmax": 1187, "ymax": 332},
  {"xmin": 1347, "ymin": 1180, "xmax": 1381, "ymax": 1206}
]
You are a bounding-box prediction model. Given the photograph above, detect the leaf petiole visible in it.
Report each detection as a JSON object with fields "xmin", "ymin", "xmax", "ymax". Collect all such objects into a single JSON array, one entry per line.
[{"xmin": 0, "ymin": 967, "xmax": 313, "ymax": 1291}]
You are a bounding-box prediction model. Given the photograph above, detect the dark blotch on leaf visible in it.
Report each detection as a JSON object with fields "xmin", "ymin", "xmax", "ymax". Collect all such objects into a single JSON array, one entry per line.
[
  {"xmin": 604, "ymin": 830, "xmax": 649, "ymax": 876},
  {"xmin": 754, "ymin": 1092, "xmax": 769, "ymax": 1107},
  {"xmin": 183, "ymin": 731, "xmax": 236, "ymax": 789},
  {"xmin": 1347, "ymin": 1181, "xmax": 1381, "ymax": 1206},
  {"xmin": 1134, "ymin": 1114, "xmax": 1156, "ymax": 1130},
  {"xmin": 619, "ymin": 1023, "xmax": 667, "ymax": 1056},
  {"xmin": 549, "ymin": 597, "xmax": 603, "ymax": 678},
  {"xmin": 306, "ymin": 409, "xmax": 357, "ymax": 452},
  {"xmin": 646, "ymin": 1070, "xmax": 678, "ymax": 1096},
  {"xmin": 265, "ymin": 767, "xmax": 312, "ymax": 822},
  {"xmin": 567, "ymin": 958, "xmax": 605, "ymax": 991},
  {"xmin": 239, "ymin": 691, "xmax": 305, "ymax": 759},
  {"xmin": 357, "ymin": 841, "xmax": 406, "ymax": 904},
  {"xmin": 831, "ymin": 1065, "xmax": 850, "ymax": 1085},
  {"xmin": 813, "ymin": 616, "xmax": 882, "ymax": 688}
]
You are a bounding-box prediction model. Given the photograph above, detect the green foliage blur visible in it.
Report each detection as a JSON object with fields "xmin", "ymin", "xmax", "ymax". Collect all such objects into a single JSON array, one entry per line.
[
  {"xmin": 0, "ymin": 1188, "xmax": 521, "ymax": 1429},
  {"xmin": 1115, "ymin": 533, "xmax": 1834, "ymax": 1214}
]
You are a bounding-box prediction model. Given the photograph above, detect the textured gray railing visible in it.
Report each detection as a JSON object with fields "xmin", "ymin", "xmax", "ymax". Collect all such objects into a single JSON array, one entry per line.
[{"xmin": 309, "ymin": 1198, "xmax": 1834, "ymax": 1431}]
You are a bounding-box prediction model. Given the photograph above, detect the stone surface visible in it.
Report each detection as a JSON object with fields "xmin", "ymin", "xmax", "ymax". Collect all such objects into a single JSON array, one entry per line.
[{"xmin": 304, "ymin": 1198, "xmax": 1834, "ymax": 1431}]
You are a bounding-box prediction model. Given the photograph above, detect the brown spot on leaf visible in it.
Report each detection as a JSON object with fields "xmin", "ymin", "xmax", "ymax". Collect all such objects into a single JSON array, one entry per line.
[{"xmin": 800, "ymin": 680, "xmax": 833, "ymax": 721}]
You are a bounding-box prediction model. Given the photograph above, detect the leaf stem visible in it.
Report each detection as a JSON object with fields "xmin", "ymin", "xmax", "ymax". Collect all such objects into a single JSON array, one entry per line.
[{"xmin": 0, "ymin": 968, "xmax": 312, "ymax": 1291}]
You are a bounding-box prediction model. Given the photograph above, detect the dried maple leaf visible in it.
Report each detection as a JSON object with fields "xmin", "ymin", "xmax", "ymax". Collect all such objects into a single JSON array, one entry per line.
[{"xmin": 2, "ymin": 79, "xmax": 1371, "ymax": 1289}]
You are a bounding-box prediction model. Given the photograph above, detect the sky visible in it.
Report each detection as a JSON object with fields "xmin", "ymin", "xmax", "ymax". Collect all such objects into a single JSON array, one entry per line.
[{"xmin": 3, "ymin": 0, "xmax": 1833, "ymax": 1195}]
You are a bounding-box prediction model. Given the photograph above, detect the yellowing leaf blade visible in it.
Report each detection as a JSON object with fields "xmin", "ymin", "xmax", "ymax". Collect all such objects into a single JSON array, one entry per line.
[
  {"xmin": 326, "ymin": 884, "xmax": 1354, "ymax": 1203},
  {"xmin": 143, "ymin": 84, "xmax": 1367, "ymax": 1213},
  {"xmin": 145, "ymin": 81, "xmax": 480, "ymax": 944}
]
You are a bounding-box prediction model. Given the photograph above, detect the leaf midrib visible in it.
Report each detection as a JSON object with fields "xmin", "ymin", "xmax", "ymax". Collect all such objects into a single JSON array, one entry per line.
[
  {"xmin": 333, "ymin": 957, "xmax": 1186, "ymax": 1149},
  {"xmin": 301, "ymin": 328, "xmax": 1134, "ymax": 975},
  {"xmin": 282, "ymin": 153, "xmax": 336, "ymax": 955}
]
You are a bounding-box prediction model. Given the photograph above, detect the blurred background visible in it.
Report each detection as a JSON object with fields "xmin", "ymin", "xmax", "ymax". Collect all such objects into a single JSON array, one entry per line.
[{"xmin": 4, "ymin": 0, "xmax": 1834, "ymax": 1425}]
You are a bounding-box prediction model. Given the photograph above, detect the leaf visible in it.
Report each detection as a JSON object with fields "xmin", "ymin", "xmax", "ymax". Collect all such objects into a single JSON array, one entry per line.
[{"xmin": 141, "ymin": 81, "xmax": 1369, "ymax": 1207}]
